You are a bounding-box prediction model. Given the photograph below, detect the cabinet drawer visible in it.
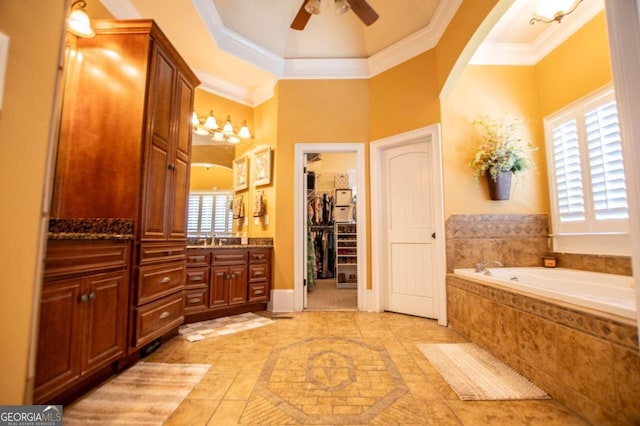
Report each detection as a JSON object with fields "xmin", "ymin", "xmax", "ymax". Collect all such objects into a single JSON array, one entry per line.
[
  {"xmin": 249, "ymin": 249, "xmax": 271, "ymax": 263},
  {"xmin": 45, "ymin": 240, "xmax": 130, "ymax": 278},
  {"xmin": 248, "ymin": 283, "xmax": 268, "ymax": 302},
  {"xmin": 186, "ymin": 250, "xmax": 210, "ymax": 267},
  {"xmin": 248, "ymin": 264, "xmax": 269, "ymax": 282},
  {"xmin": 211, "ymin": 250, "xmax": 247, "ymax": 265},
  {"xmin": 184, "ymin": 288, "xmax": 208, "ymax": 312},
  {"xmin": 185, "ymin": 268, "xmax": 208, "ymax": 288},
  {"xmin": 137, "ymin": 262, "xmax": 185, "ymax": 305},
  {"xmin": 139, "ymin": 242, "xmax": 186, "ymax": 265},
  {"xmin": 133, "ymin": 292, "xmax": 184, "ymax": 347}
]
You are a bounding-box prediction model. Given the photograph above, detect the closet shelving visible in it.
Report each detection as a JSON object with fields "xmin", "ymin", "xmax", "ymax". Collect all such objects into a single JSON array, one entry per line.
[{"xmin": 335, "ymin": 222, "xmax": 357, "ymax": 288}]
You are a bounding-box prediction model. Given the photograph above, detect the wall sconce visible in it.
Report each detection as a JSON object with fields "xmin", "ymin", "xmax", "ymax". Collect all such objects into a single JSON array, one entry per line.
[
  {"xmin": 530, "ymin": 0, "xmax": 583, "ymax": 24},
  {"xmin": 67, "ymin": 0, "xmax": 95, "ymax": 38},
  {"xmin": 192, "ymin": 111, "xmax": 251, "ymax": 144}
]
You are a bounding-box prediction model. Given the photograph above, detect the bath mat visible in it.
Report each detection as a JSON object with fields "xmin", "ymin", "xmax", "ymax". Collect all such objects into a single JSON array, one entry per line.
[
  {"xmin": 178, "ymin": 312, "xmax": 274, "ymax": 342},
  {"xmin": 417, "ymin": 343, "xmax": 549, "ymax": 401},
  {"xmin": 63, "ymin": 362, "xmax": 210, "ymax": 425}
]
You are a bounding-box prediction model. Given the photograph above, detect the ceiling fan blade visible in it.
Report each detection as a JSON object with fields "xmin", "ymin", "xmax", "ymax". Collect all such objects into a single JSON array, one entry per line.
[
  {"xmin": 346, "ymin": 0, "xmax": 379, "ymax": 26},
  {"xmin": 291, "ymin": 0, "xmax": 312, "ymax": 30}
]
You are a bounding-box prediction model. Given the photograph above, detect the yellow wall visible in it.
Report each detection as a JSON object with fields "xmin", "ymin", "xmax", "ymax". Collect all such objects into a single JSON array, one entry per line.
[
  {"xmin": 273, "ymin": 80, "xmax": 370, "ymax": 290},
  {"xmin": 0, "ymin": 0, "xmax": 66, "ymax": 404},
  {"xmin": 536, "ymin": 12, "xmax": 612, "ymax": 117},
  {"xmin": 441, "ymin": 65, "xmax": 548, "ymax": 217},
  {"xmin": 189, "ymin": 165, "xmax": 233, "ymax": 191},
  {"xmin": 369, "ymin": 50, "xmax": 440, "ymax": 140}
]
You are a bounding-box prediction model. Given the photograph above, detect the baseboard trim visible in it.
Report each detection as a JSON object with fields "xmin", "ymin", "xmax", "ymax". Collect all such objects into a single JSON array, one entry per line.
[{"xmin": 268, "ymin": 289, "xmax": 295, "ymax": 312}]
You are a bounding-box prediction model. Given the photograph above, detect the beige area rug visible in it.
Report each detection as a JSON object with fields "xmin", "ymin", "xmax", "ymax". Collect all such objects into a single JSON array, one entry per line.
[
  {"xmin": 178, "ymin": 312, "xmax": 274, "ymax": 342},
  {"xmin": 417, "ymin": 343, "xmax": 549, "ymax": 401},
  {"xmin": 64, "ymin": 362, "xmax": 210, "ymax": 425}
]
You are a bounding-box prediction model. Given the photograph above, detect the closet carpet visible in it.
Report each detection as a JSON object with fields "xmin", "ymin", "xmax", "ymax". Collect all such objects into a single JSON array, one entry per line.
[{"xmin": 306, "ymin": 279, "xmax": 357, "ymax": 311}]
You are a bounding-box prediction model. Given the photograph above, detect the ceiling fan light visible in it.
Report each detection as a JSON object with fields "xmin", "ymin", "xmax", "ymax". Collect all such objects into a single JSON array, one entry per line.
[
  {"xmin": 335, "ymin": 0, "xmax": 350, "ymax": 15},
  {"xmin": 305, "ymin": 0, "xmax": 322, "ymax": 15},
  {"xmin": 238, "ymin": 121, "xmax": 251, "ymax": 139},
  {"xmin": 203, "ymin": 111, "xmax": 219, "ymax": 130}
]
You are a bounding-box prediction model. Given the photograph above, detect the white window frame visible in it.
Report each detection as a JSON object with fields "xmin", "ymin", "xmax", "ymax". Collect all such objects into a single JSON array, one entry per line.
[
  {"xmin": 187, "ymin": 190, "xmax": 233, "ymax": 237},
  {"xmin": 544, "ymin": 84, "xmax": 630, "ymax": 256}
]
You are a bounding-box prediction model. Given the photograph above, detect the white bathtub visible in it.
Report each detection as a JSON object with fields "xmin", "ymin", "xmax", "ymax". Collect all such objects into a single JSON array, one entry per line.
[{"xmin": 453, "ymin": 267, "xmax": 637, "ymax": 320}]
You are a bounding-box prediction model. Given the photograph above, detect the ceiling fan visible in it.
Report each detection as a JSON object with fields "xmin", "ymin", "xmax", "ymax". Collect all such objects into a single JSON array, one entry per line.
[{"xmin": 291, "ymin": 0, "xmax": 379, "ymax": 30}]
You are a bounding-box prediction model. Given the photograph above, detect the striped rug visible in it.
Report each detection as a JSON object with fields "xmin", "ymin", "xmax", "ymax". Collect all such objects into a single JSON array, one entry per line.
[
  {"xmin": 63, "ymin": 362, "xmax": 210, "ymax": 425},
  {"xmin": 417, "ymin": 343, "xmax": 549, "ymax": 400}
]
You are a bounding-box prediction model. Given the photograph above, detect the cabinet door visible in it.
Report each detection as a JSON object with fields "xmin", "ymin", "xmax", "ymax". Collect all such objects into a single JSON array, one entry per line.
[
  {"xmin": 34, "ymin": 278, "xmax": 83, "ymax": 403},
  {"xmin": 228, "ymin": 265, "xmax": 247, "ymax": 306},
  {"xmin": 210, "ymin": 266, "xmax": 230, "ymax": 308},
  {"xmin": 168, "ymin": 74, "xmax": 194, "ymax": 240},
  {"xmin": 82, "ymin": 271, "xmax": 128, "ymax": 375},
  {"xmin": 140, "ymin": 43, "xmax": 176, "ymax": 240}
]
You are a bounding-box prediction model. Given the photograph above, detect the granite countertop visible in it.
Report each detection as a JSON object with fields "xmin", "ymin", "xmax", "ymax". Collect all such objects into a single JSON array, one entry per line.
[
  {"xmin": 186, "ymin": 244, "xmax": 273, "ymax": 249},
  {"xmin": 48, "ymin": 218, "xmax": 134, "ymax": 240}
]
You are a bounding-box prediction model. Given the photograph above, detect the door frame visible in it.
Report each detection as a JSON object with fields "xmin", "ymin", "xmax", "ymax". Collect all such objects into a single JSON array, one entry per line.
[
  {"xmin": 294, "ymin": 143, "xmax": 367, "ymax": 312},
  {"xmin": 370, "ymin": 125, "xmax": 447, "ymax": 325}
]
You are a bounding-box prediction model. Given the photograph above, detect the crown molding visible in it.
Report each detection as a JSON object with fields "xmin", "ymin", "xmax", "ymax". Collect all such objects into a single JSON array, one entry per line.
[
  {"xmin": 368, "ymin": 0, "xmax": 462, "ymax": 77},
  {"xmin": 99, "ymin": 0, "xmax": 141, "ymax": 18},
  {"xmin": 470, "ymin": 0, "xmax": 604, "ymax": 65},
  {"xmin": 282, "ymin": 58, "xmax": 369, "ymax": 79}
]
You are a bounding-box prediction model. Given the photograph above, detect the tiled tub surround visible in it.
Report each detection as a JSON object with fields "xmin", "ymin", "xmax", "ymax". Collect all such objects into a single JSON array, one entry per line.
[
  {"xmin": 445, "ymin": 214, "xmax": 549, "ymax": 272},
  {"xmin": 445, "ymin": 214, "xmax": 632, "ymax": 275},
  {"xmin": 447, "ymin": 274, "xmax": 640, "ymax": 425}
]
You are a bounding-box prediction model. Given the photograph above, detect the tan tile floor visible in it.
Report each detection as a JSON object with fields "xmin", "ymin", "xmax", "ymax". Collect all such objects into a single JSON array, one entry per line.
[{"xmin": 147, "ymin": 311, "xmax": 590, "ymax": 425}]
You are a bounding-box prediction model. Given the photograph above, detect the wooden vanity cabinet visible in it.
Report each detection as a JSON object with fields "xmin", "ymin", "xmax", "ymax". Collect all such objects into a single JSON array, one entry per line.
[
  {"xmin": 35, "ymin": 240, "xmax": 130, "ymax": 404},
  {"xmin": 210, "ymin": 250, "xmax": 248, "ymax": 308},
  {"xmin": 184, "ymin": 247, "xmax": 272, "ymax": 322}
]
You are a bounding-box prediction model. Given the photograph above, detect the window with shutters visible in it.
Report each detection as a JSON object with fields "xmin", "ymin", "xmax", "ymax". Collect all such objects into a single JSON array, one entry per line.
[
  {"xmin": 187, "ymin": 191, "xmax": 233, "ymax": 237},
  {"xmin": 544, "ymin": 84, "xmax": 630, "ymax": 255}
]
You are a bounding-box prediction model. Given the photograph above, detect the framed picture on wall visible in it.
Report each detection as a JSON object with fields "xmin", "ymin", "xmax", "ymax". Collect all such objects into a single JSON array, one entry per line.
[
  {"xmin": 253, "ymin": 145, "xmax": 272, "ymax": 186},
  {"xmin": 233, "ymin": 155, "xmax": 249, "ymax": 191}
]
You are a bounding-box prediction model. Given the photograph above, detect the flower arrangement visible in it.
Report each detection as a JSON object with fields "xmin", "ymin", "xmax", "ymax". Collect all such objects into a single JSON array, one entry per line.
[{"xmin": 469, "ymin": 114, "xmax": 536, "ymax": 182}]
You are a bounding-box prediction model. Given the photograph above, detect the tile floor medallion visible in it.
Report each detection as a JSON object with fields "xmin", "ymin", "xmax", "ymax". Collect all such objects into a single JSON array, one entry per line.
[{"xmin": 245, "ymin": 337, "xmax": 409, "ymax": 424}]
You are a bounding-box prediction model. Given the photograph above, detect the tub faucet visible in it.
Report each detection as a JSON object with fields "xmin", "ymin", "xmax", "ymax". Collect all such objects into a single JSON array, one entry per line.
[{"xmin": 475, "ymin": 260, "xmax": 504, "ymax": 274}]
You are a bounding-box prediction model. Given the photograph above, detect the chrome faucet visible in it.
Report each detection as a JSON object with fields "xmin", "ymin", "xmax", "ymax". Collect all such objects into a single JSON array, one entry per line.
[{"xmin": 475, "ymin": 260, "xmax": 504, "ymax": 274}]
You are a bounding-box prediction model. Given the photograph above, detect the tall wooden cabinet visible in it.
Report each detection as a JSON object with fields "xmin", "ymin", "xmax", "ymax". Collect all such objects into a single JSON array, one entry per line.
[{"xmin": 52, "ymin": 20, "xmax": 200, "ymax": 352}]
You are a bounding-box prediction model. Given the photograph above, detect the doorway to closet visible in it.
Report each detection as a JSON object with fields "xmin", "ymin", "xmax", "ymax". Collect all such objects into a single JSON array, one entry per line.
[
  {"xmin": 293, "ymin": 144, "xmax": 367, "ymax": 312},
  {"xmin": 305, "ymin": 152, "xmax": 357, "ymax": 310}
]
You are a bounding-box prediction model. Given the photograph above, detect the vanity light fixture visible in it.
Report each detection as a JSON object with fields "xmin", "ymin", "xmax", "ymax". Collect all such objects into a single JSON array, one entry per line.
[
  {"xmin": 192, "ymin": 111, "xmax": 251, "ymax": 144},
  {"xmin": 530, "ymin": 0, "xmax": 583, "ymax": 24},
  {"xmin": 67, "ymin": 0, "xmax": 95, "ymax": 38}
]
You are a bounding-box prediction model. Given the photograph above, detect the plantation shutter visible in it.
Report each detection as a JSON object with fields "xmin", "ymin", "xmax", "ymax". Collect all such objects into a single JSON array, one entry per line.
[
  {"xmin": 187, "ymin": 192, "xmax": 233, "ymax": 236},
  {"xmin": 551, "ymin": 119, "xmax": 585, "ymax": 223},
  {"xmin": 187, "ymin": 195, "xmax": 201, "ymax": 234},
  {"xmin": 212, "ymin": 193, "xmax": 232, "ymax": 234},
  {"xmin": 585, "ymin": 100, "xmax": 628, "ymax": 221},
  {"xmin": 200, "ymin": 194, "xmax": 214, "ymax": 233}
]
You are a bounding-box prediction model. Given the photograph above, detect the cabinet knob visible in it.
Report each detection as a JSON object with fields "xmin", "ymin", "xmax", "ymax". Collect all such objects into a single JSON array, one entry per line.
[
  {"xmin": 80, "ymin": 293, "xmax": 89, "ymax": 303},
  {"xmin": 159, "ymin": 311, "xmax": 170, "ymax": 319},
  {"xmin": 88, "ymin": 292, "xmax": 96, "ymax": 301},
  {"xmin": 167, "ymin": 164, "xmax": 177, "ymax": 171},
  {"xmin": 161, "ymin": 277, "xmax": 171, "ymax": 284},
  {"xmin": 254, "ymin": 271, "xmax": 264, "ymax": 277}
]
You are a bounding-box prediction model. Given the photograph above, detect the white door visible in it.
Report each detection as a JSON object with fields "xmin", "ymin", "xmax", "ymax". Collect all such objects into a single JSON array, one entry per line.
[{"xmin": 382, "ymin": 141, "xmax": 436, "ymax": 318}]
